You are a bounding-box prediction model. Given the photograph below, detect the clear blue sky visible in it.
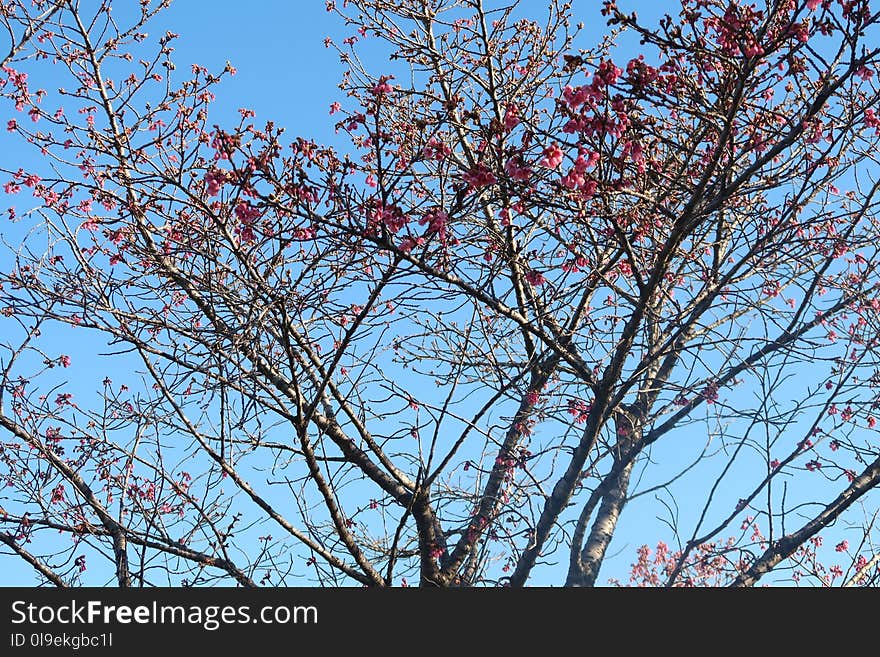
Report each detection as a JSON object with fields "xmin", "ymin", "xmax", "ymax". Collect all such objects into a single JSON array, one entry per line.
[{"xmin": 161, "ymin": 1, "xmax": 346, "ymax": 146}]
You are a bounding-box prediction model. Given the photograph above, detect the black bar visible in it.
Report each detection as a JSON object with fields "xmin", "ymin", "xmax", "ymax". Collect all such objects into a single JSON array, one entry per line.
[{"xmin": 0, "ymin": 587, "xmax": 855, "ymax": 651}]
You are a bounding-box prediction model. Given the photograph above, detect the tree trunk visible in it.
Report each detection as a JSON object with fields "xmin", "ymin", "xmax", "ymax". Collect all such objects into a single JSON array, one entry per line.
[{"xmin": 567, "ymin": 459, "xmax": 634, "ymax": 587}]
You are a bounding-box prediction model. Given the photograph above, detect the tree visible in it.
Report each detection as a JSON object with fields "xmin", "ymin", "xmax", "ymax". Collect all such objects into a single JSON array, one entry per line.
[{"xmin": 1, "ymin": 0, "xmax": 880, "ymax": 588}]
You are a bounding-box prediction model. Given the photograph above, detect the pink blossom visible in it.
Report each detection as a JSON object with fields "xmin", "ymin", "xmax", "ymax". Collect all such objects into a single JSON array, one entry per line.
[
  {"xmin": 622, "ymin": 141, "xmax": 644, "ymax": 169},
  {"xmin": 562, "ymin": 117, "xmax": 587, "ymax": 134},
  {"xmin": 856, "ymin": 66, "xmax": 874, "ymax": 81},
  {"xmin": 345, "ymin": 112, "xmax": 365, "ymax": 130},
  {"xmin": 204, "ymin": 169, "xmax": 225, "ymax": 196},
  {"xmin": 582, "ymin": 178, "xmax": 599, "ymax": 197},
  {"xmin": 789, "ymin": 22, "xmax": 810, "ymax": 43},
  {"xmin": 573, "ymin": 150, "xmax": 600, "ymax": 171},
  {"xmin": 398, "ymin": 236, "xmax": 423, "ymax": 253},
  {"xmin": 503, "ymin": 104, "xmax": 519, "ymax": 131},
  {"xmin": 234, "ymin": 200, "xmax": 261, "ymax": 243},
  {"xmin": 540, "ymin": 143, "xmax": 564, "ymax": 169},
  {"xmin": 806, "ymin": 0, "xmax": 821, "ymax": 9},
  {"xmin": 595, "ymin": 59, "xmax": 622, "ymax": 87},
  {"xmin": 805, "ymin": 119, "xmax": 825, "ymax": 144},
  {"xmin": 28, "ymin": 107, "xmax": 40, "ymax": 122},
  {"xmin": 835, "ymin": 540, "xmax": 849, "ymax": 552},
  {"xmin": 50, "ymin": 484, "xmax": 65, "ymax": 504},
  {"xmin": 369, "ymin": 202, "xmax": 409, "ymax": 233},
  {"xmin": 525, "ymin": 269, "xmax": 546, "ymax": 287},
  {"xmin": 422, "ymin": 137, "xmax": 451, "ymax": 161},
  {"xmin": 365, "ymin": 174, "xmax": 377, "ymax": 188},
  {"xmin": 370, "ymin": 75, "xmax": 394, "ymax": 96},
  {"xmin": 567, "ymin": 398, "xmax": 591, "ymax": 424},
  {"xmin": 235, "ymin": 200, "xmax": 261, "ymax": 223},
  {"xmin": 419, "ymin": 208, "xmax": 448, "ymax": 236},
  {"xmin": 560, "ymin": 152, "xmax": 599, "ymax": 194},
  {"xmin": 865, "ymin": 108, "xmax": 880, "ymax": 134},
  {"xmin": 462, "ymin": 164, "xmax": 497, "ymax": 190},
  {"xmin": 562, "ymin": 84, "xmax": 590, "ymax": 110},
  {"xmin": 210, "ymin": 130, "xmax": 239, "ymax": 160},
  {"xmin": 504, "ymin": 156, "xmax": 531, "ymax": 182},
  {"xmin": 59, "ymin": 355, "xmax": 71, "ymax": 368},
  {"xmin": 562, "ymin": 256, "xmax": 589, "ymax": 272},
  {"xmin": 560, "ymin": 169, "xmax": 585, "ymax": 190},
  {"xmin": 703, "ymin": 382, "xmax": 719, "ymax": 404},
  {"xmin": 329, "ymin": 101, "xmax": 341, "ymax": 115},
  {"xmin": 6, "ymin": 119, "xmax": 16, "ymax": 132}
]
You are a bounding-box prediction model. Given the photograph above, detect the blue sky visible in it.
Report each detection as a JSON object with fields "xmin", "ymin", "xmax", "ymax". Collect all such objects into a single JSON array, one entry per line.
[{"xmin": 161, "ymin": 1, "xmax": 345, "ymax": 145}]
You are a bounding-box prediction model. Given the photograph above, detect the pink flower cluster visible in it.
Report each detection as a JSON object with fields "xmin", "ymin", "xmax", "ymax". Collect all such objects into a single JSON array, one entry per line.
[
  {"xmin": 566, "ymin": 398, "xmax": 591, "ymax": 424},
  {"xmin": 204, "ymin": 169, "xmax": 226, "ymax": 196},
  {"xmin": 234, "ymin": 200, "xmax": 261, "ymax": 242},
  {"xmin": 503, "ymin": 103, "xmax": 520, "ymax": 131},
  {"xmin": 370, "ymin": 75, "xmax": 394, "ymax": 96},
  {"xmin": 419, "ymin": 208, "xmax": 448, "ymax": 238},
  {"xmin": 706, "ymin": 4, "xmax": 766, "ymax": 57},
  {"xmin": 865, "ymin": 108, "xmax": 880, "ymax": 135},
  {"xmin": 369, "ymin": 201, "xmax": 409, "ymax": 234},
  {"xmin": 423, "ymin": 137, "xmax": 451, "ymax": 161},
  {"xmin": 540, "ymin": 143, "xmax": 564, "ymax": 169},
  {"xmin": 504, "ymin": 156, "xmax": 531, "ymax": 182},
  {"xmin": 462, "ymin": 164, "xmax": 497, "ymax": 190},
  {"xmin": 560, "ymin": 149, "xmax": 599, "ymax": 194}
]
